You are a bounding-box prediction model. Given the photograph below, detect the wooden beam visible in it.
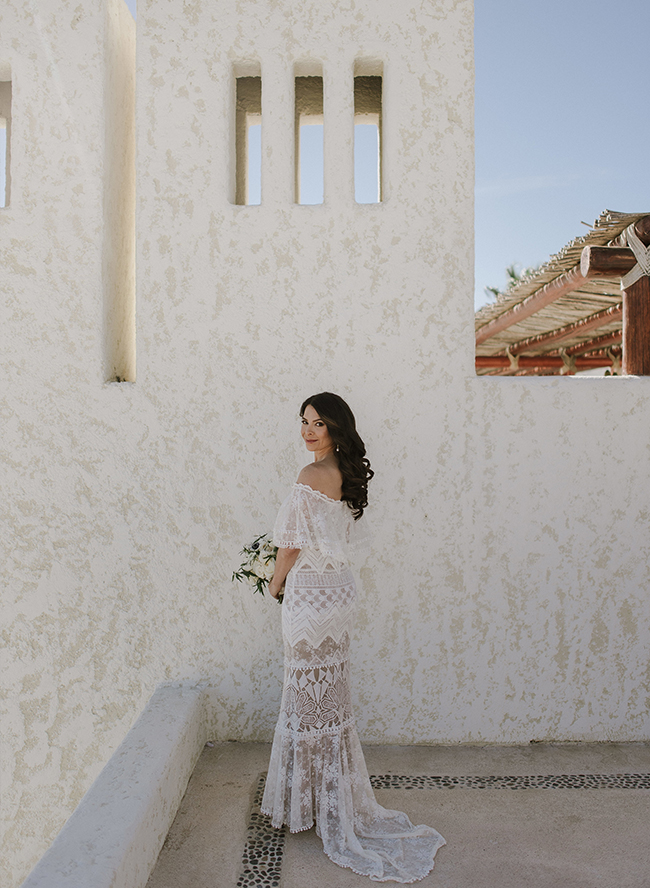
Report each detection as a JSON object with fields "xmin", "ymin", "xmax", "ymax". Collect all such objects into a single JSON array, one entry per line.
[
  {"xmin": 475, "ymin": 264, "xmax": 591, "ymax": 345},
  {"xmin": 579, "ymin": 347, "xmax": 621, "ymax": 361},
  {"xmin": 563, "ymin": 331, "xmax": 622, "ymax": 357},
  {"xmin": 580, "ymin": 218, "xmax": 650, "ymax": 278},
  {"xmin": 475, "ymin": 355, "xmax": 614, "ymax": 371},
  {"xmin": 580, "ymin": 245, "xmax": 636, "ymax": 277},
  {"xmin": 481, "ymin": 369, "xmax": 561, "ymax": 377},
  {"xmin": 478, "ymin": 368, "xmax": 559, "ymax": 377},
  {"xmin": 631, "ymin": 214, "xmax": 650, "ymax": 243},
  {"xmin": 503, "ymin": 303, "xmax": 622, "ymax": 356}
]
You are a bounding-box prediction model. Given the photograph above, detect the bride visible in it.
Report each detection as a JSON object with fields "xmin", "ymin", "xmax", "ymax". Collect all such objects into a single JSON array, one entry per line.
[{"xmin": 262, "ymin": 392, "xmax": 445, "ymax": 882}]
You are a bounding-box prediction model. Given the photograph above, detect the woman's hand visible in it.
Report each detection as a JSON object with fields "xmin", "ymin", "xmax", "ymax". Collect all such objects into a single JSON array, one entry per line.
[{"xmin": 268, "ymin": 547, "xmax": 300, "ymax": 600}]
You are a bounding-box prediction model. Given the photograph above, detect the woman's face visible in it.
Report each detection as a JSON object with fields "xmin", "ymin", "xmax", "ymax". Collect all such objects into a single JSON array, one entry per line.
[{"xmin": 301, "ymin": 404, "xmax": 334, "ymax": 458}]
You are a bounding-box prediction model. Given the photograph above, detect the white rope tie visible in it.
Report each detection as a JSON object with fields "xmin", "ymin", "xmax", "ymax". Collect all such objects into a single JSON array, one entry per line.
[
  {"xmin": 621, "ymin": 224, "xmax": 650, "ymax": 290},
  {"xmin": 505, "ymin": 347, "xmax": 519, "ymax": 371},
  {"xmin": 607, "ymin": 348, "xmax": 622, "ymax": 375},
  {"xmin": 559, "ymin": 348, "xmax": 576, "ymax": 375}
]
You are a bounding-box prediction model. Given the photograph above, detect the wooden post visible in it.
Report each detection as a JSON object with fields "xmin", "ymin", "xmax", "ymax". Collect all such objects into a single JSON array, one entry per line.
[
  {"xmin": 580, "ymin": 216, "xmax": 650, "ymax": 376},
  {"xmin": 622, "ymin": 217, "xmax": 650, "ymax": 375},
  {"xmin": 623, "ymin": 275, "xmax": 650, "ymax": 375}
]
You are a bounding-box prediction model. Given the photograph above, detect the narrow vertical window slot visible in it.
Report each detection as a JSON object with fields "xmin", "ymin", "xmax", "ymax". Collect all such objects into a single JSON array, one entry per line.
[
  {"xmin": 0, "ymin": 80, "xmax": 12, "ymax": 208},
  {"xmin": 104, "ymin": 8, "xmax": 135, "ymax": 382},
  {"xmin": 354, "ymin": 68, "xmax": 382, "ymax": 204},
  {"xmin": 235, "ymin": 75, "xmax": 262, "ymax": 205},
  {"xmin": 0, "ymin": 120, "xmax": 7, "ymax": 208},
  {"xmin": 294, "ymin": 71, "xmax": 323, "ymax": 205}
]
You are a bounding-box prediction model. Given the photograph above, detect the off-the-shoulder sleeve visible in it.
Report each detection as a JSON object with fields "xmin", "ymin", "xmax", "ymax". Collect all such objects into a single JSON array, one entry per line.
[
  {"xmin": 273, "ymin": 484, "xmax": 320, "ymax": 550},
  {"xmin": 273, "ymin": 483, "xmax": 370, "ymax": 560}
]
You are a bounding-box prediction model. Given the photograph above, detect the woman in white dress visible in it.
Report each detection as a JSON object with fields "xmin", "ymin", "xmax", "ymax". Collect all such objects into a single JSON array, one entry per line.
[{"xmin": 262, "ymin": 392, "xmax": 445, "ymax": 882}]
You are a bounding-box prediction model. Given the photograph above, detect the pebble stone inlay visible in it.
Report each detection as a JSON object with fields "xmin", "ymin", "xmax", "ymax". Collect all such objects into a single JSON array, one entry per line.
[
  {"xmin": 236, "ymin": 771, "xmax": 650, "ymax": 885},
  {"xmin": 236, "ymin": 776, "xmax": 286, "ymax": 888},
  {"xmin": 370, "ymin": 773, "xmax": 650, "ymax": 790}
]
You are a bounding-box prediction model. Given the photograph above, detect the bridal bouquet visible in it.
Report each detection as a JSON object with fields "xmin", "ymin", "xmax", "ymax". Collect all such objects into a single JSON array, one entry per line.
[{"xmin": 232, "ymin": 533, "xmax": 279, "ymax": 599}]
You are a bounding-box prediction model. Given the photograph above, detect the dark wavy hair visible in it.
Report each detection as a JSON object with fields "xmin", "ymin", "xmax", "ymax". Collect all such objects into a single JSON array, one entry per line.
[{"xmin": 300, "ymin": 392, "xmax": 373, "ymax": 520}]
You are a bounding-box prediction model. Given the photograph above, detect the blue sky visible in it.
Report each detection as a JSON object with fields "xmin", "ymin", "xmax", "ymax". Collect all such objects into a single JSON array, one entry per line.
[
  {"xmin": 475, "ymin": 0, "xmax": 649, "ymax": 307},
  {"xmin": 121, "ymin": 0, "xmax": 649, "ymax": 309}
]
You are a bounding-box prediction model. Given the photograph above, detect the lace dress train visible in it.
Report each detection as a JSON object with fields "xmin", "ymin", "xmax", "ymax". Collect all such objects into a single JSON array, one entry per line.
[{"xmin": 261, "ymin": 484, "xmax": 446, "ymax": 882}]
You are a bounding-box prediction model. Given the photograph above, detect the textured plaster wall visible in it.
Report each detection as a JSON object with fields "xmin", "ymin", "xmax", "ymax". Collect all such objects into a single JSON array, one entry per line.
[
  {"xmin": 2, "ymin": 0, "xmax": 649, "ymax": 885},
  {"xmin": 0, "ymin": 2, "xmax": 141, "ymax": 884}
]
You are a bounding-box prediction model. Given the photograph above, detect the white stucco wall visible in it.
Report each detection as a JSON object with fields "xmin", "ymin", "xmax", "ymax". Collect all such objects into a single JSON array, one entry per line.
[
  {"xmin": 1, "ymin": 2, "xmax": 138, "ymax": 885},
  {"xmin": 2, "ymin": 0, "xmax": 649, "ymax": 885}
]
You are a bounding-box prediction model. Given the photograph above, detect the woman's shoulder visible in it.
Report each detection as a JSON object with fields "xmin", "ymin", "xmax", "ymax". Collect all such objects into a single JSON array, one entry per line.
[{"xmin": 296, "ymin": 461, "xmax": 342, "ymax": 502}]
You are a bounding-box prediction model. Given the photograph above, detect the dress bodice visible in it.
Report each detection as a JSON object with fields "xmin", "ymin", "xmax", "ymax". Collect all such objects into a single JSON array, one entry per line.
[{"xmin": 273, "ymin": 482, "xmax": 370, "ymax": 562}]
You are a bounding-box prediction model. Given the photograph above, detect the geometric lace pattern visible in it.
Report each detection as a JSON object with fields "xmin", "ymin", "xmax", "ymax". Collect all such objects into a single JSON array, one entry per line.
[
  {"xmin": 273, "ymin": 482, "xmax": 370, "ymax": 563},
  {"xmin": 261, "ymin": 543, "xmax": 446, "ymax": 882},
  {"xmin": 277, "ymin": 658, "xmax": 354, "ymax": 737},
  {"xmin": 282, "ymin": 554, "xmax": 357, "ymax": 650}
]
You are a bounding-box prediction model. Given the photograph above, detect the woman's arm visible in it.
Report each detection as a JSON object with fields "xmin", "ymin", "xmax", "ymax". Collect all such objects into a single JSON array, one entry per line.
[{"xmin": 269, "ymin": 546, "xmax": 300, "ymax": 599}]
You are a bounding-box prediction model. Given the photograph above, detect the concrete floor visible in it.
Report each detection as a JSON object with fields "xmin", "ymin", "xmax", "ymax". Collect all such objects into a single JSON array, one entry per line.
[{"xmin": 146, "ymin": 741, "xmax": 650, "ymax": 888}]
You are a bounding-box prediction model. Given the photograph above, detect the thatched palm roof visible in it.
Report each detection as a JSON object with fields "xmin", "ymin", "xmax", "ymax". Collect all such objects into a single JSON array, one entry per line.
[{"xmin": 475, "ymin": 210, "xmax": 649, "ymax": 375}]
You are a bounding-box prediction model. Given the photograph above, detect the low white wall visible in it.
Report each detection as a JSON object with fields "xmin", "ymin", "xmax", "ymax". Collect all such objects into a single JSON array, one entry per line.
[{"xmin": 19, "ymin": 684, "xmax": 207, "ymax": 888}]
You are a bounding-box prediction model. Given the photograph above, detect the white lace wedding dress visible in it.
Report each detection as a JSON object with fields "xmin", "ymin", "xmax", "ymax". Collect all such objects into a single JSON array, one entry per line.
[{"xmin": 261, "ymin": 483, "xmax": 446, "ymax": 882}]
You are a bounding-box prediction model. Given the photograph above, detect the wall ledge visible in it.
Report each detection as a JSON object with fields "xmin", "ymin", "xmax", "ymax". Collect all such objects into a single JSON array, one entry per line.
[{"xmin": 20, "ymin": 682, "xmax": 208, "ymax": 888}]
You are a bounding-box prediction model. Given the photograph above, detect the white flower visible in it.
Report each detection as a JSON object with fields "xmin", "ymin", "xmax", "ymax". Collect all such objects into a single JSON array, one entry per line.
[
  {"xmin": 251, "ymin": 557, "xmax": 270, "ymax": 580},
  {"xmin": 233, "ymin": 532, "xmax": 278, "ymax": 597}
]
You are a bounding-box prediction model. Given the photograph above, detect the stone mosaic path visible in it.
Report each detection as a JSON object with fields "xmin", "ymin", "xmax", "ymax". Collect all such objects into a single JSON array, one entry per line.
[{"xmin": 147, "ymin": 741, "xmax": 650, "ymax": 888}]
